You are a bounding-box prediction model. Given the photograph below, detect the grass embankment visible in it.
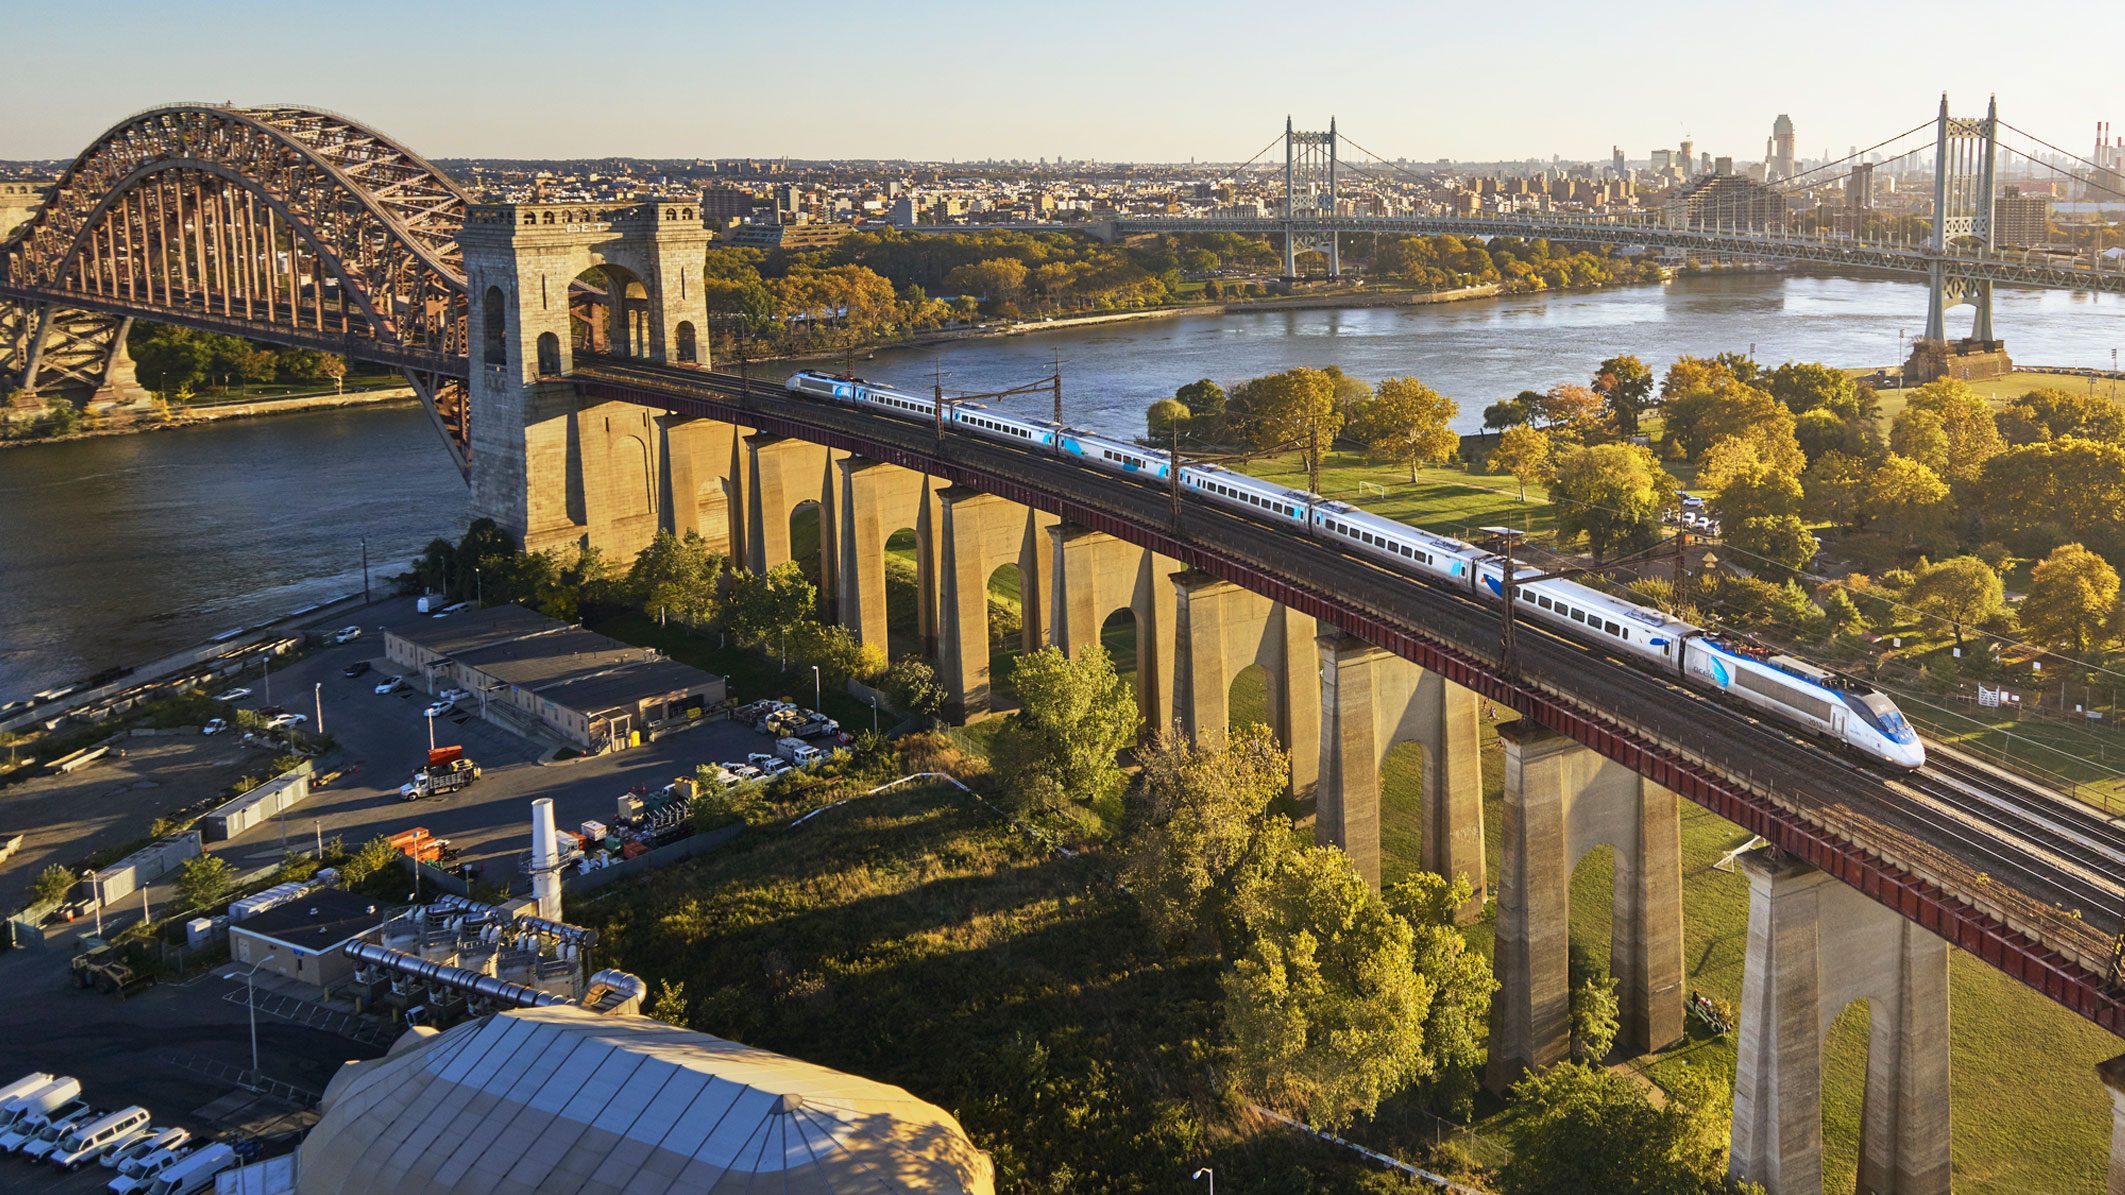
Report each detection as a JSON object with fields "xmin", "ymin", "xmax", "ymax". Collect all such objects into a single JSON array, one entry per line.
[
  {"xmin": 574, "ymin": 764, "xmax": 1410, "ymax": 1193},
  {"xmin": 1231, "ymin": 666, "xmax": 2119, "ymax": 1191}
]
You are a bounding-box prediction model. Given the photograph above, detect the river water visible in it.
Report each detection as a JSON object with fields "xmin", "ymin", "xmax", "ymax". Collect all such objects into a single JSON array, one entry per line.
[{"xmin": 5, "ymin": 272, "xmax": 2123, "ymax": 697}]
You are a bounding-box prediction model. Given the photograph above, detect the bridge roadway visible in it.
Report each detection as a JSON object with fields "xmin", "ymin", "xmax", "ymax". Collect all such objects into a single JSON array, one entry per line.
[{"xmin": 570, "ymin": 357, "xmax": 2124, "ymax": 1035}]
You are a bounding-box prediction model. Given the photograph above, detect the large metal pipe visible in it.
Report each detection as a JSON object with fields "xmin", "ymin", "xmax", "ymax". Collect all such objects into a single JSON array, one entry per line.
[
  {"xmin": 342, "ymin": 941, "xmax": 569, "ymax": 1009},
  {"xmin": 530, "ymin": 797, "xmax": 561, "ymax": 920},
  {"xmin": 509, "ymin": 913, "xmax": 596, "ymax": 947}
]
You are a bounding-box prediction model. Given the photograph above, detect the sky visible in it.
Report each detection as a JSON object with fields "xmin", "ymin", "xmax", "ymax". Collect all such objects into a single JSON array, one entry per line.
[{"xmin": 1, "ymin": 0, "xmax": 2116, "ymax": 166}]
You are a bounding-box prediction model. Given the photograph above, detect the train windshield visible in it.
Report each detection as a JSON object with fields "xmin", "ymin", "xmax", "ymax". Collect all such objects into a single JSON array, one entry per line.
[{"xmin": 1846, "ymin": 692, "xmax": 1916, "ymax": 744}]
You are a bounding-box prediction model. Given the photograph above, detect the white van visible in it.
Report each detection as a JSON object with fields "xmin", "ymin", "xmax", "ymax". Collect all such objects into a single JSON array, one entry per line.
[
  {"xmin": 0, "ymin": 1076, "xmax": 81, "ymax": 1136},
  {"xmin": 105, "ymin": 1127, "xmax": 187, "ymax": 1171},
  {"xmin": 50, "ymin": 1105, "xmax": 151, "ymax": 1170},
  {"xmin": 111, "ymin": 1147, "xmax": 188, "ymax": 1194},
  {"xmin": 143, "ymin": 1142, "xmax": 236, "ymax": 1195},
  {"xmin": 14, "ymin": 1100, "xmax": 95, "ymax": 1157},
  {"xmin": 1, "ymin": 1093, "xmax": 88, "ymax": 1151},
  {"xmin": 0, "ymin": 1073, "xmax": 55, "ymax": 1109}
]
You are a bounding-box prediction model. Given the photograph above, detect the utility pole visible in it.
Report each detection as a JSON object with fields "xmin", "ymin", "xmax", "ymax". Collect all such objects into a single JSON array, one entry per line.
[
  {"xmin": 1169, "ymin": 424, "xmax": 1184, "ymax": 527},
  {"xmin": 1498, "ymin": 532, "xmax": 1519, "ymax": 675},
  {"xmin": 361, "ymin": 537, "xmax": 371, "ymax": 605},
  {"xmin": 1051, "ymin": 351, "xmax": 1063, "ymax": 427},
  {"xmin": 933, "ymin": 362, "xmax": 945, "ymax": 445},
  {"xmin": 1672, "ymin": 528, "xmax": 1690, "ymax": 612}
]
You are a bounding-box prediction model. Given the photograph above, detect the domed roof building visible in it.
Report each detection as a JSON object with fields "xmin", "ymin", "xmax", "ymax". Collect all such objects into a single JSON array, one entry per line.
[{"xmin": 295, "ymin": 1006, "xmax": 994, "ymax": 1194}]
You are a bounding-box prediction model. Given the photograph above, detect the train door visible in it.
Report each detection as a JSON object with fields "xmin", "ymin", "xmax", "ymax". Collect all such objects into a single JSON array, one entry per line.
[{"xmin": 1830, "ymin": 704, "xmax": 1847, "ymax": 739}]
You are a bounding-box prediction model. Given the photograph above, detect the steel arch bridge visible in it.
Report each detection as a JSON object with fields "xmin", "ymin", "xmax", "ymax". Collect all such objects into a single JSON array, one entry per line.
[{"xmin": 0, "ymin": 104, "xmax": 474, "ymax": 469}]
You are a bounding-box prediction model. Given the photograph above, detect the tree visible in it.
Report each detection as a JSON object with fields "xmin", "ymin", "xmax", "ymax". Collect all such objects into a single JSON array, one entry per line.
[
  {"xmin": 29, "ymin": 864, "xmax": 74, "ymax": 909},
  {"xmin": 880, "ymin": 655, "xmax": 947, "ymax": 717},
  {"xmin": 1765, "ymin": 360, "xmax": 1860, "ymax": 417},
  {"xmin": 1490, "ymin": 424, "xmax": 1553, "ymax": 501},
  {"xmin": 1222, "ymin": 845, "xmax": 1432, "ymax": 1129},
  {"xmin": 1976, "ymin": 439, "xmax": 2125, "ymax": 563},
  {"xmin": 2000, "ymin": 387, "xmax": 2125, "ymax": 445},
  {"xmin": 1660, "ymin": 375, "xmax": 1800, "ymax": 475},
  {"xmin": 1175, "ymin": 378, "xmax": 1227, "ymax": 420},
  {"xmin": 1227, "ymin": 368, "xmax": 1342, "ymax": 489},
  {"xmin": 1894, "ymin": 378, "xmax": 2003, "ymax": 488},
  {"xmin": 1354, "ymin": 375, "xmax": 1460, "ymax": 481},
  {"xmin": 942, "ymin": 257, "xmax": 1029, "ymax": 307},
  {"xmin": 1907, "ymin": 555, "xmax": 2006, "ymax": 650},
  {"xmin": 1800, "ymin": 450, "xmax": 1869, "ymax": 529},
  {"xmin": 1145, "ymin": 398, "xmax": 1191, "ymax": 439},
  {"xmin": 1499, "ymin": 1062, "xmax": 1732, "ymax": 1195},
  {"xmin": 1122, "ymin": 725, "xmax": 1293, "ymax": 951},
  {"xmin": 1864, "ymin": 455, "xmax": 1954, "ymax": 550},
  {"xmin": 725, "ymin": 563, "xmax": 817, "ymax": 647},
  {"xmin": 1484, "ymin": 396, "xmax": 1535, "ymax": 431},
  {"xmin": 990, "ymin": 645, "xmax": 1138, "ymax": 816},
  {"xmin": 1591, "ymin": 354, "xmax": 1654, "ymax": 436},
  {"xmin": 2021, "ymin": 543, "xmax": 2121, "ymax": 659},
  {"xmin": 1570, "ymin": 972, "xmax": 1621, "ymax": 1062},
  {"xmin": 339, "ymin": 835, "xmax": 402, "ymax": 887},
  {"xmin": 647, "ymin": 979, "xmax": 690, "ymax": 1026},
  {"xmin": 1821, "ymin": 587, "xmax": 1872, "ymax": 644},
  {"xmin": 175, "ymin": 853, "xmax": 238, "ymax": 911},
  {"xmin": 1550, "ymin": 443, "xmax": 1678, "ymax": 560},
  {"xmin": 1383, "ymin": 873, "xmax": 1496, "ymax": 1116},
  {"xmin": 1727, "ymin": 513, "xmax": 1819, "ymax": 576},
  {"xmin": 1541, "ymin": 382, "xmax": 1603, "ymax": 433}
]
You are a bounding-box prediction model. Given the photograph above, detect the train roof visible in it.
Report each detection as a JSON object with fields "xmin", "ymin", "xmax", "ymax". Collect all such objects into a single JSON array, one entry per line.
[{"xmin": 1510, "ymin": 570, "xmax": 1696, "ymax": 634}]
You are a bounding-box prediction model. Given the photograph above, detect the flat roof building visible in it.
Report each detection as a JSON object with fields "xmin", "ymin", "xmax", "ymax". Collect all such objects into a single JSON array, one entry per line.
[
  {"xmin": 231, "ymin": 889, "xmax": 391, "ymax": 993},
  {"xmin": 386, "ymin": 606, "xmax": 723, "ymax": 751}
]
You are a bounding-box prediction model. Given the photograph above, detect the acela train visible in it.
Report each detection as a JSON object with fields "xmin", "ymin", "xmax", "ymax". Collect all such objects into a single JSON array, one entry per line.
[{"xmin": 785, "ymin": 369, "xmax": 1924, "ymax": 769}]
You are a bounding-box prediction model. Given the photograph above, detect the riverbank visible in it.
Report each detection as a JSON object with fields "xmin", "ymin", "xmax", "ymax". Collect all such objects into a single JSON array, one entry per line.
[{"xmin": 0, "ymin": 384, "xmax": 418, "ymax": 448}]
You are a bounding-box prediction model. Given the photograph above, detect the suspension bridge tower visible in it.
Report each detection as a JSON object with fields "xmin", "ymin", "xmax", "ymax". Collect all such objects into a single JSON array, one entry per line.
[
  {"xmin": 1909, "ymin": 93, "xmax": 2012, "ymax": 383},
  {"xmin": 1282, "ymin": 117, "xmax": 1340, "ymax": 280}
]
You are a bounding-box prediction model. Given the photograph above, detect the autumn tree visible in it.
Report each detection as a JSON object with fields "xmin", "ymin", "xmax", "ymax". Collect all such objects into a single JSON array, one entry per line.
[
  {"xmin": 1906, "ymin": 555, "xmax": 2007, "ymax": 650},
  {"xmin": 1541, "ymin": 382, "xmax": 1603, "ymax": 433},
  {"xmin": 1122, "ymin": 724, "xmax": 1292, "ymax": 952},
  {"xmin": 2021, "ymin": 543, "xmax": 2121, "ymax": 659},
  {"xmin": 991, "ymin": 645, "xmax": 1139, "ymax": 817},
  {"xmin": 1174, "ymin": 378, "xmax": 1227, "ymax": 419},
  {"xmin": 1977, "ymin": 438, "xmax": 2125, "ymax": 562},
  {"xmin": 1765, "ymin": 360, "xmax": 1860, "ymax": 417},
  {"xmin": 1591, "ymin": 354, "xmax": 1654, "ymax": 436},
  {"xmin": 1228, "ymin": 368, "xmax": 1343, "ymax": 490},
  {"xmin": 1892, "ymin": 378, "xmax": 2004, "ymax": 489},
  {"xmin": 1499, "ymin": 1062, "xmax": 1732, "ymax": 1195},
  {"xmin": 1490, "ymin": 424, "xmax": 1553, "ymax": 501},
  {"xmin": 1355, "ymin": 375, "xmax": 1461, "ymax": 481},
  {"xmin": 1550, "ymin": 443, "xmax": 1678, "ymax": 559},
  {"xmin": 1864, "ymin": 455, "xmax": 1954, "ymax": 550},
  {"xmin": 1998, "ymin": 387, "xmax": 2125, "ymax": 445}
]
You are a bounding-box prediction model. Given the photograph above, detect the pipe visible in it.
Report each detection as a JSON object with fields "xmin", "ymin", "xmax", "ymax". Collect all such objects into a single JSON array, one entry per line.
[
  {"xmin": 583, "ymin": 968, "xmax": 647, "ymax": 1010},
  {"xmin": 341, "ymin": 941, "xmax": 568, "ymax": 1009},
  {"xmin": 508, "ymin": 913, "xmax": 597, "ymax": 947}
]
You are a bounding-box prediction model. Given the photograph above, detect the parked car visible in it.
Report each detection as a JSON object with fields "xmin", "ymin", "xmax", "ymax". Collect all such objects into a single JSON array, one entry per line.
[
  {"xmin": 48, "ymin": 1105, "xmax": 149, "ymax": 1169},
  {"xmin": 432, "ymin": 602, "xmax": 472, "ymax": 619},
  {"xmin": 341, "ymin": 661, "xmax": 371, "ymax": 679},
  {"xmin": 422, "ymin": 700, "xmax": 456, "ymax": 720},
  {"xmin": 199, "ymin": 719, "xmax": 228, "ymax": 736},
  {"xmin": 374, "ymin": 676, "xmax": 406, "ymax": 695},
  {"xmin": 104, "ymin": 1127, "xmax": 186, "ymax": 1171},
  {"xmin": 723, "ymin": 763, "xmax": 763, "ymax": 782},
  {"xmin": 332, "ymin": 626, "xmax": 363, "ymax": 644},
  {"xmin": 264, "ymin": 712, "xmax": 307, "ymax": 730},
  {"xmin": 438, "ymin": 687, "xmax": 470, "ymax": 703},
  {"xmin": 745, "ymin": 753, "xmax": 793, "ymax": 777},
  {"xmin": 210, "ymin": 687, "xmax": 251, "ymax": 702}
]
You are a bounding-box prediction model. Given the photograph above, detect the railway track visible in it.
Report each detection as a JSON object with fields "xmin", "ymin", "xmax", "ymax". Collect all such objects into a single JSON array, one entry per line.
[{"xmin": 572, "ymin": 359, "xmax": 2125, "ymax": 958}]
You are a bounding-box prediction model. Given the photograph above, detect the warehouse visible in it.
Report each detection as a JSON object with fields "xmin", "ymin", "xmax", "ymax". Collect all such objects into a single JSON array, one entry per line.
[{"xmin": 385, "ymin": 606, "xmax": 723, "ymax": 751}]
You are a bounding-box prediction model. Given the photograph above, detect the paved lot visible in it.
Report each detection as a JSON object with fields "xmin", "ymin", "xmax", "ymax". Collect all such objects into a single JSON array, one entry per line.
[{"xmin": 215, "ymin": 598, "xmax": 783, "ymax": 888}]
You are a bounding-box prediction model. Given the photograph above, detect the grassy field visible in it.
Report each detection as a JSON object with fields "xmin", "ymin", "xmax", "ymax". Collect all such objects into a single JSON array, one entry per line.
[
  {"xmin": 1232, "ymin": 668, "xmax": 2117, "ymax": 1190},
  {"xmin": 1862, "ymin": 368, "xmax": 2106, "ymax": 425},
  {"xmin": 1240, "ymin": 448, "xmax": 1554, "ymax": 542}
]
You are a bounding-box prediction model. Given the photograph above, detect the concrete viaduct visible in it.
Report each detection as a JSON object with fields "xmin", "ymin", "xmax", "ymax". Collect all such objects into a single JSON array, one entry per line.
[{"xmin": 451, "ymin": 199, "xmax": 2120, "ymax": 1193}]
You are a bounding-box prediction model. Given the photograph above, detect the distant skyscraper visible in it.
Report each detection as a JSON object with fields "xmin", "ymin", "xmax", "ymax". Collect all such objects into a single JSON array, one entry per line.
[
  {"xmin": 1679, "ymin": 138, "xmax": 1694, "ymax": 177},
  {"xmin": 1612, "ymin": 146, "xmax": 1626, "ymax": 177},
  {"xmin": 1650, "ymin": 148, "xmax": 1673, "ymax": 172},
  {"xmin": 1769, "ymin": 114, "xmax": 1797, "ymax": 179},
  {"xmin": 1714, "ymin": 155, "xmax": 1734, "ymax": 176}
]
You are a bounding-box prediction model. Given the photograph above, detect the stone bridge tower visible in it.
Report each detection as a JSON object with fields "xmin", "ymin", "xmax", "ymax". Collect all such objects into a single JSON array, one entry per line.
[{"xmin": 460, "ymin": 200, "xmax": 721, "ymax": 559}]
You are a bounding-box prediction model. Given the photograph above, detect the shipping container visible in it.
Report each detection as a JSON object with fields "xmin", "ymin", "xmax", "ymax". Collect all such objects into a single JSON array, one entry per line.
[
  {"xmin": 201, "ymin": 762, "xmax": 314, "ymax": 841},
  {"xmin": 92, "ymin": 834, "xmax": 203, "ymax": 907}
]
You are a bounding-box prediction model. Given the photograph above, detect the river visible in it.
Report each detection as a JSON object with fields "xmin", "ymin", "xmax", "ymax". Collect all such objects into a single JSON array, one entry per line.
[{"xmin": 5, "ymin": 272, "xmax": 2124, "ymax": 698}]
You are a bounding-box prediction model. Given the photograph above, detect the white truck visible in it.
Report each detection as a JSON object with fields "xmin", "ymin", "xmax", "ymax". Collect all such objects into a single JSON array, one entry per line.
[
  {"xmin": 0, "ymin": 1078, "xmax": 84, "ymax": 1150},
  {"xmin": 141, "ymin": 1141, "xmax": 236, "ymax": 1195}
]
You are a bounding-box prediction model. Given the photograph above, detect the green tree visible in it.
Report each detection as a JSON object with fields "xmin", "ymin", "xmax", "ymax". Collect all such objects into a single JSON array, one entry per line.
[
  {"xmin": 1499, "ymin": 1062, "xmax": 1732, "ymax": 1195},
  {"xmin": 1570, "ymin": 971, "xmax": 1621, "ymax": 1062},
  {"xmin": 29, "ymin": 864, "xmax": 74, "ymax": 909},
  {"xmin": 2020, "ymin": 543, "xmax": 2121, "ymax": 659},
  {"xmin": 1976, "ymin": 439, "xmax": 2125, "ymax": 563},
  {"xmin": 1727, "ymin": 513, "xmax": 1819, "ymax": 576},
  {"xmin": 1999, "ymin": 388, "xmax": 2125, "ymax": 445},
  {"xmin": 1550, "ymin": 443, "xmax": 1678, "ymax": 560},
  {"xmin": 725, "ymin": 563, "xmax": 817, "ymax": 648},
  {"xmin": 1591, "ymin": 354, "xmax": 1654, "ymax": 436},
  {"xmin": 339, "ymin": 835, "xmax": 402, "ymax": 887},
  {"xmin": 1907, "ymin": 555, "xmax": 2007, "ymax": 650},
  {"xmin": 1223, "ymin": 845, "xmax": 1433, "ymax": 1129},
  {"xmin": 174, "ymin": 853, "xmax": 238, "ymax": 911},
  {"xmin": 1122, "ymin": 724, "xmax": 1292, "ymax": 952},
  {"xmin": 1228, "ymin": 368, "xmax": 1343, "ymax": 490},
  {"xmin": 1800, "ymin": 450, "xmax": 1868, "ymax": 529},
  {"xmin": 990, "ymin": 645, "xmax": 1138, "ymax": 817},
  {"xmin": 1484, "ymin": 396, "xmax": 1535, "ymax": 431},
  {"xmin": 628, "ymin": 529, "xmax": 725, "ymax": 627},
  {"xmin": 1175, "ymin": 378, "xmax": 1227, "ymax": 420},
  {"xmin": 1383, "ymin": 872, "xmax": 1496, "ymax": 1117},
  {"xmin": 1490, "ymin": 424, "xmax": 1553, "ymax": 501},
  {"xmin": 647, "ymin": 978, "xmax": 690, "ymax": 1026},
  {"xmin": 879, "ymin": 655, "xmax": 947, "ymax": 717},
  {"xmin": 1821, "ymin": 587, "xmax": 1872, "ymax": 644},
  {"xmin": 1895, "ymin": 378, "xmax": 2003, "ymax": 488},
  {"xmin": 1354, "ymin": 375, "xmax": 1460, "ymax": 481},
  {"xmin": 1145, "ymin": 398, "xmax": 1191, "ymax": 440},
  {"xmin": 1765, "ymin": 360, "xmax": 1860, "ymax": 417}
]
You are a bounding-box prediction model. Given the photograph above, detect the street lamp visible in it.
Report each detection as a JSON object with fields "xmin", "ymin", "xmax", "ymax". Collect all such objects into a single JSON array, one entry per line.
[
  {"xmin": 1192, "ymin": 1168, "xmax": 1214, "ymax": 1195},
  {"xmin": 426, "ymin": 711, "xmax": 437, "ymax": 752},
  {"xmin": 313, "ymin": 682, "xmax": 324, "ymax": 735},
  {"xmin": 810, "ymin": 665, "xmax": 822, "ymax": 711},
  {"xmin": 221, "ymin": 959, "xmax": 268, "ymax": 1080}
]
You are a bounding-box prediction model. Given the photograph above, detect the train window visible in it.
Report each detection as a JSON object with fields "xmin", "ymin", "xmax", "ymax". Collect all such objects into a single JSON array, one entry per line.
[
  {"xmin": 1606, "ymin": 621, "xmax": 1621, "ymax": 636},
  {"xmin": 1537, "ymin": 596, "xmax": 1553, "ymax": 610},
  {"xmin": 1570, "ymin": 609, "xmax": 1586, "ymax": 623}
]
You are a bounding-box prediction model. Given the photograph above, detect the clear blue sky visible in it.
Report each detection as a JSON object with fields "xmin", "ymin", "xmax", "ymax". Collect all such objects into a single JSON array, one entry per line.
[{"xmin": 2, "ymin": 0, "xmax": 2114, "ymax": 165}]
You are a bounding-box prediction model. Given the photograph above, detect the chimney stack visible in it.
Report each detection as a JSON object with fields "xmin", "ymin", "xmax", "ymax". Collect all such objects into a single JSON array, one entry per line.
[{"xmin": 530, "ymin": 798, "xmax": 562, "ymax": 920}]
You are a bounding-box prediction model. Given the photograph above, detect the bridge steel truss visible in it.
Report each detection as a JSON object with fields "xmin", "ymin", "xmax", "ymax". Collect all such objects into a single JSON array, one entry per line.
[
  {"xmin": 0, "ymin": 105, "xmax": 474, "ymax": 468},
  {"xmin": 570, "ymin": 364, "xmax": 2124, "ymax": 1042}
]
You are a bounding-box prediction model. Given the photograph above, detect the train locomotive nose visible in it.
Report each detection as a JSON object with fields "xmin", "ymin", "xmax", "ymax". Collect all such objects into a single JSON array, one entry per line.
[{"xmin": 1893, "ymin": 737, "xmax": 1927, "ymax": 770}]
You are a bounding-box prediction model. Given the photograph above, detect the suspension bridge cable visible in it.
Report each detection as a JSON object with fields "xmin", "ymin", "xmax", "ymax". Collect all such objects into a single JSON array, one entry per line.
[
  {"xmin": 1769, "ymin": 120, "xmax": 1937, "ymax": 192},
  {"xmin": 1995, "ymin": 141, "xmax": 2125, "ymax": 203},
  {"xmin": 1997, "ymin": 120, "xmax": 2125, "ymax": 191}
]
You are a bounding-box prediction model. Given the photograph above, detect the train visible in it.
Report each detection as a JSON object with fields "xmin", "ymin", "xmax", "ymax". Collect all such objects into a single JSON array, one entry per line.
[{"xmin": 784, "ymin": 369, "xmax": 1925, "ymax": 770}]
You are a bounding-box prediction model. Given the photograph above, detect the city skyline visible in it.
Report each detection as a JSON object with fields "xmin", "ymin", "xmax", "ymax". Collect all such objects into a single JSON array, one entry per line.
[{"xmin": 1, "ymin": 0, "xmax": 2117, "ymax": 165}]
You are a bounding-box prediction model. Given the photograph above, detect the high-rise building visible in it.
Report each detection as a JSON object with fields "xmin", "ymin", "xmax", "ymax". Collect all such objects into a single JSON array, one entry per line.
[
  {"xmin": 1769, "ymin": 114, "xmax": 1797, "ymax": 180},
  {"xmin": 1679, "ymin": 139, "xmax": 1695, "ymax": 176},
  {"xmin": 1612, "ymin": 146, "xmax": 1626, "ymax": 177},
  {"xmin": 1995, "ymin": 185, "xmax": 2052, "ymax": 247},
  {"xmin": 1714, "ymin": 156, "xmax": 1734, "ymax": 176},
  {"xmin": 1666, "ymin": 174, "xmax": 1784, "ymax": 231},
  {"xmin": 1649, "ymin": 148, "xmax": 1673, "ymax": 173}
]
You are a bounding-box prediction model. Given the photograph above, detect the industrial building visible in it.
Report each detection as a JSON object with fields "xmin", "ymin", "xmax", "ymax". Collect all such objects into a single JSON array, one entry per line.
[
  {"xmin": 385, "ymin": 606, "xmax": 723, "ymax": 751},
  {"xmin": 230, "ymin": 889, "xmax": 391, "ymax": 991},
  {"xmin": 294, "ymin": 1005, "xmax": 996, "ymax": 1194}
]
